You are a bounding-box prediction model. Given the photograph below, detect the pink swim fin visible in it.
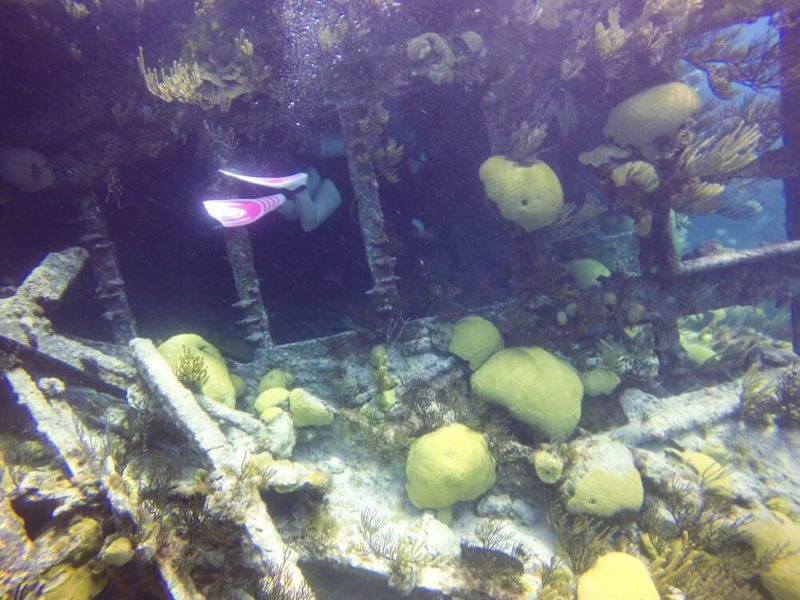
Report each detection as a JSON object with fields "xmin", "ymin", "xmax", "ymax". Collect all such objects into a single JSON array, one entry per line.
[
  {"xmin": 203, "ymin": 194, "xmax": 287, "ymax": 228},
  {"xmin": 219, "ymin": 169, "xmax": 308, "ymax": 190}
]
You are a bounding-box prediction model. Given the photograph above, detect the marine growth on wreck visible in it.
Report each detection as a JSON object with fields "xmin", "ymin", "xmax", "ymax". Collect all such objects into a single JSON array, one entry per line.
[{"xmin": 2, "ymin": 0, "xmax": 800, "ymax": 598}]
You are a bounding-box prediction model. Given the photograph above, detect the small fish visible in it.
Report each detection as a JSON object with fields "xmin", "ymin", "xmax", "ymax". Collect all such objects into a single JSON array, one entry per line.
[
  {"xmin": 219, "ymin": 169, "xmax": 308, "ymax": 190},
  {"xmin": 408, "ymin": 151, "xmax": 427, "ymax": 174},
  {"xmin": 410, "ymin": 217, "xmax": 436, "ymax": 240},
  {"xmin": 203, "ymin": 194, "xmax": 286, "ymax": 228}
]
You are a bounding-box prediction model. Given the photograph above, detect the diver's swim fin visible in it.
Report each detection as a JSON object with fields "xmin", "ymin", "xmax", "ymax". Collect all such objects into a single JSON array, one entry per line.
[
  {"xmin": 219, "ymin": 169, "xmax": 308, "ymax": 190},
  {"xmin": 203, "ymin": 194, "xmax": 286, "ymax": 228}
]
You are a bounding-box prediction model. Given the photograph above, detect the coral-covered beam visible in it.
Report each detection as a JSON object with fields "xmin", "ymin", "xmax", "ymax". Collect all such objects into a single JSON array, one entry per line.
[
  {"xmin": 0, "ymin": 248, "xmax": 136, "ymax": 393},
  {"xmin": 129, "ymin": 338, "xmax": 313, "ymax": 598},
  {"xmin": 5, "ymin": 367, "xmax": 201, "ymax": 599},
  {"xmin": 15, "ymin": 245, "xmax": 88, "ymax": 303}
]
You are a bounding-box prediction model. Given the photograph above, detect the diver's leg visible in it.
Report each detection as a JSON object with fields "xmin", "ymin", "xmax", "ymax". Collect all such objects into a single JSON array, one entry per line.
[
  {"xmin": 297, "ymin": 178, "xmax": 342, "ymax": 232},
  {"xmin": 277, "ymin": 198, "xmax": 299, "ymax": 220},
  {"xmin": 296, "ymin": 189, "xmax": 316, "ymax": 230},
  {"xmin": 305, "ymin": 167, "xmax": 322, "ymax": 197}
]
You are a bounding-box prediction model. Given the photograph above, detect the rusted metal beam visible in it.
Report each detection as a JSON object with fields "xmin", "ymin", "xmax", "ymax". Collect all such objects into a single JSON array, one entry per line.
[
  {"xmin": 75, "ymin": 193, "xmax": 138, "ymax": 343},
  {"xmin": 780, "ymin": 8, "xmax": 800, "ymax": 353},
  {"xmin": 338, "ymin": 109, "xmax": 400, "ymax": 319},
  {"xmin": 223, "ymin": 227, "xmax": 274, "ymax": 358}
]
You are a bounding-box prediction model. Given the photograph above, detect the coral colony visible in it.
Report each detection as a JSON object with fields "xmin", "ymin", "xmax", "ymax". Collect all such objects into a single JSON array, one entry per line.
[{"xmin": 2, "ymin": 0, "xmax": 800, "ymax": 598}]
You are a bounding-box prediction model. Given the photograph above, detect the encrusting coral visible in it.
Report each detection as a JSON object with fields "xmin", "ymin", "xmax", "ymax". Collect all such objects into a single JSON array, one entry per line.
[{"xmin": 406, "ymin": 32, "xmax": 456, "ymax": 85}]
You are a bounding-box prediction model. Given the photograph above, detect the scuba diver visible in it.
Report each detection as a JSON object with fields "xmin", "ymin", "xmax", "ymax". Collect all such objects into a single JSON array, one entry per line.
[{"xmin": 202, "ymin": 166, "xmax": 341, "ymax": 231}]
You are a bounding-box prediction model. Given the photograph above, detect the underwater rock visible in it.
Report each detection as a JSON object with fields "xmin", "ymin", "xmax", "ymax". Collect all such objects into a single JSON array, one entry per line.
[
  {"xmin": 447, "ymin": 315, "xmax": 504, "ymax": 370},
  {"xmin": 476, "ymin": 493, "xmax": 513, "ymax": 518},
  {"xmin": 193, "ymin": 391, "xmax": 295, "ymax": 458},
  {"xmin": 13, "ymin": 468, "xmax": 87, "ymax": 520},
  {"xmin": 563, "ymin": 437, "xmax": 643, "ymax": 518},
  {"xmin": 37, "ymin": 377, "xmax": 66, "ymax": 396},
  {"xmin": 472, "ymin": 347, "xmax": 583, "ymax": 441},
  {"xmin": 319, "ymin": 455, "xmax": 346, "ymax": 475},
  {"xmin": 266, "ymin": 457, "xmax": 331, "ymax": 494},
  {"xmin": 36, "ymin": 515, "xmax": 104, "ymax": 567},
  {"xmin": 510, "ymin": 499, "xmax": 540, "ymax": 526},
  {"xmin": 99, "ymin": 536, "xmax": 135, "ymax": 567},
  {"xmin": 259, "ymin": 409, "xmax": 296, "ymax": 457},
  {"xmin": 612, "ymin": 380, "xmax": 742, "ymax": 445}
]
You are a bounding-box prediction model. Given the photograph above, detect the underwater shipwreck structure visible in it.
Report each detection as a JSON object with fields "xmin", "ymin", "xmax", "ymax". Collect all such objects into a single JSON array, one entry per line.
[{"xmin": 3, "ymin": 0, "xmax": 800, "ymax": 598}]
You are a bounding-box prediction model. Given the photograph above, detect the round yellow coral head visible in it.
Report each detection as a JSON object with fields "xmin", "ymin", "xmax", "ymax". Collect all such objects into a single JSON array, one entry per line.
[
  {"xmin": 479, "ymin": 155, "xmax": 564, "ymax": 232},
  {"xmin": 406, "ymin": 423, "xmax": 496, "ymax": 510},
  {"xmin": 603, "ymin": 81, "xmax": 701, "ymax": 148},
  {"xmin": 448, "ymin": 315, "xmax": 504, "ymax": 370},
  {"xmin": 577, "ymin": 552, "xmax": 659, "ymax": 600}
]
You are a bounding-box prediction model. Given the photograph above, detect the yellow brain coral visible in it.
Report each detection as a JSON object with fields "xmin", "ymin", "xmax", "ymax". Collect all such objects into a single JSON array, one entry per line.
[
  {"xmin": 471, "ymin": 347, "xmax": 583, "ymax": 441},
  {"xmin": 405, "ymin": 423, "xmax": 496, "ymax": 510},
  {"xmin": 157, "ymin": 333, "xmax": 236, "ymax": 408},
  {"xmin": 578, "ymin": 552, "xmax": 659, "ymax": 600},
  {"xmin": 448, "ymin": 315, "xmax": 504, "ymax": 370},
  {"xmin": 479, "ymin": 155, "xmax": 564, "ymax": 232},
  {"xmin": 741, "ymin": 509, "xmax": 800, "ymax": 600},
  {"xmin": 603, "ymin": 81, "xmax": 701, "ymax": 148}
]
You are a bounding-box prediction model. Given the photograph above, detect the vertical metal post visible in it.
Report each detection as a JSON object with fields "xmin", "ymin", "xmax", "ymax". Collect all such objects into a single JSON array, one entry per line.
[
  {"xmin": 223, "ymin": 227, "xmax": 273, "ymax": 357},
  {"xmin": 75, "ymin": 193, "xmax": 138, "ymax": 343},
  {"xmin": 338, "ymin": 109, "xmax": 399, "ymax": 319},
  {"xmin": 637, "ymin": 193, "xmax": 686, "ymax": 373},
  {"xmin": 781, "ymin": 9, "xmax": 800, "ymax": 353}
]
